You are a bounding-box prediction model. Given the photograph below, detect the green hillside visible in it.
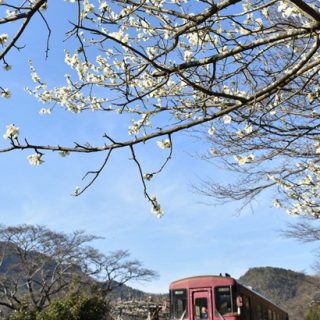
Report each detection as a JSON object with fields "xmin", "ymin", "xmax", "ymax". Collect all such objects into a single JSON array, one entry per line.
[{"xmin": 238, "ymin": 267, "xmax": 320, "ymax": 320}]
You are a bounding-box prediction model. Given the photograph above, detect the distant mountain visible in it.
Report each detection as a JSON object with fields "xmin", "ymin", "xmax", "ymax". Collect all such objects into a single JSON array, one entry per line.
[{"xmin": 238, "ymin": 267, "xmax": 320, "ymax": 320}]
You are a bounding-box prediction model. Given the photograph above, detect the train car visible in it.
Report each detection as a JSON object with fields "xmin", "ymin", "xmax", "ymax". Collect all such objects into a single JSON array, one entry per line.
[{"xmin": 169, "ymin": 275, "xmax": 288, "ymax": 320}]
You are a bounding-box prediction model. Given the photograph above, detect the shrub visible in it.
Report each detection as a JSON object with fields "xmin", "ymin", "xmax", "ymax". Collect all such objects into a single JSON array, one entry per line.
[
  {"xmin": 305, "ymin": 305, "xmax": 320, "ymax": 320},
  {"xmin": 37, "ymin": 289, "xmax": 109, "ymax": 320}
]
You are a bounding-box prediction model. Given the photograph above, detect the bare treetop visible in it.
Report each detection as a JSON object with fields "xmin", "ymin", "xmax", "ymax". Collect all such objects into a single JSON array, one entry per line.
[
  {"xmin": 0, "ymin": 224, "xmax": 157, "ymax": 313},
  {"xmin": 1, "ymin": 0, "xmax": 320, "ymax": 217}
]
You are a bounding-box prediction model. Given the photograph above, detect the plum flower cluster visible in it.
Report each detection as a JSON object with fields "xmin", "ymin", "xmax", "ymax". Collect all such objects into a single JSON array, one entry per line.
[
  {"xmin": 0, "ymin": 33, "xmax": 8, "ymax": 45},
  {"xmin": 150, "ymin": 196, "xmax": 164, "ymax": 218},
  {"xmin": 156, "ymin": 139, "xmax": 171, "ymax": 149},
  {"xmin": 27, "ymin": 153, "xmax": 44, "ymax": 166},
  {"xmin": 2, "ymin": 0, "xmax": 320, "ymax": 218},
  {"xmin": 267, "ymin": 161, "xmax": 320, "ymax": 218},
  {"xmin": 1, "ymin": 88, "xmax": 11, "ymax": 99},
  {"xmin": 3, "ymin": 124, "xmax": 19, "ymax": 140},
  {"xmin": 277, "ymin": 1, "xmax": 303, "ymax": 18},
  {"xmin": 128, "ymin": 114, "xmax": 152, "ymax": 136},
  {"xmin": 234, "ymin": 154, "xmax": 255, "ymax": 166}
]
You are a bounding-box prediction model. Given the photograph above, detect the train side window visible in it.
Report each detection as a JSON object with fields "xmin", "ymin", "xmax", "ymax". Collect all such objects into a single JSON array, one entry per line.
[
  {"xmin": 263, "ymin": 307, "xmax": 268, "ymax": 320},
  {"xmin": 241, "ymin": 296, "xmax": 251, "ymax": 320},
  {"xmin": 170, "ymin": 289, "xmax": 188, "ymax": 319},
  {"xmin": 256, "ymin": 305, "xmax": 262, "ymax": 320},
  {"xmin": 245, "ymin": 296, "xmax": 250, "ymax": 311}
]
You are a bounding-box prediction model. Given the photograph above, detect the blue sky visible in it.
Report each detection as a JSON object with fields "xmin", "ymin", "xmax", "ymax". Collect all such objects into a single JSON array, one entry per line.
[{"xmin": 0, "ymin": 0, "xmax": 318, "ymax": 294}]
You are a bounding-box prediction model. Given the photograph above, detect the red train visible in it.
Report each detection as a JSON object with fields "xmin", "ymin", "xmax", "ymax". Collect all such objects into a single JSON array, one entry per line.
[{"xmin": 169, "ymin": 275, "xmax": 288, "ymax": 320}]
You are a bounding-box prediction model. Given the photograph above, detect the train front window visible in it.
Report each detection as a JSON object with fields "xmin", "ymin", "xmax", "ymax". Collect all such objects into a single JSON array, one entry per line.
[
  {"xmin": 194, "ymin": 298, "xmax": 208, "ymax": 320},
  {"xmin": 171, "ymin": 289, "xmax": 188, "ymax": 319},
  {"xmin": 215, "ymin": 286, "xmax": 237, "ymax": 315}
]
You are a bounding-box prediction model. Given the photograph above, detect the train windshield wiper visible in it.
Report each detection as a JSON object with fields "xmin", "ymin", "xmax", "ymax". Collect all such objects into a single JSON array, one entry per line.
[
  {"xmin": 179, "ymin": 310, "xmax": 186, "ymax": 320},
  {"xmin": 215, "ymin": 310, "xmax": 226, "ymax": 320}
]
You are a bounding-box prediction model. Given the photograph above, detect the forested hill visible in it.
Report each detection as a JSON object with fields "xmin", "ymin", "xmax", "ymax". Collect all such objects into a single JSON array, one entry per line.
[{"xmin": 238, "ymin": 267, "xmax": 320, "ymax": 320}]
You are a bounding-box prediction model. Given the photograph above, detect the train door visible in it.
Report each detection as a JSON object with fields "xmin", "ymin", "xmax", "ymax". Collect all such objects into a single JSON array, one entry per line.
[{"xmin": 191, "ymin": 289, "xmax": 212, "ymax": 320}]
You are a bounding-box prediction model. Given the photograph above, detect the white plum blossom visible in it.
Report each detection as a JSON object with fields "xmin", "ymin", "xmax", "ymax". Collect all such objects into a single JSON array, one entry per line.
[
  {"xmin": 0, "ymin": 33, "xmax": 8, "ymax": 45},
  {"xmin": 99, "ymin": 2, "xmax": 109, "ymax": 11},
  {"xmin": 73, "ymin": 186, "xmax": 81, "ymax": 196},
  {"xmin": 184, "ymin": 50, "xmax": 193, "ymax": 62},
  {"xmin": 3, "ymin": 64, "xmax": 12, "ymax": 71},
  {"xmin": 209, "ymin": 148, "xmax": 219, "ymax": 155},
  {"xmin": 273, "ymin": 199, "xmax": 282, "ymax": 208},
  {"xmin": 236, "ymin": 130, "xmax": 244, "ymax": 138},
  {"xmin": 64, "ymin": 52, "xmax": 79, "ymax": 67},
  {"xmin": 6, "ymin": 9, "xmax": 15, "ymax": 17},
  {"xmin": 234, "ymin": 154, "xmax": 255, "ymax": 166},
  {"xmin": 143, "ymin": 173, "xmax": 153, "ymax": 181},
  {"xmin": 128, "ymin": 114, "xmax": 152, "ymax": 135},
  {"xmin": 58, "ymin": 150, "xmax": 70, "ymax": 157},
  {"xmin": 242, "ymin": 1, "xmax": 250, "ymax": 11},
  {"xmin": 315, "ymin": 140, "xmax": 320, "ymax": 154},
  {"xmin": 223, "ymin": 115, "xmax": 232, "ymax": 124},
  {"xmin": 255, "ymin": 18, "xmax": 263, "ymax": 27},
  {"xmin": 156, "ymin": 139, "xmax": 171, "ymax": 149},
  {"xmin": 244, "ymin": 125, "xmax": 253, "ymax": 134},
  {"xmin": 27, "ymin": 153, "xmax": 44, "ymax": 166},
  {"xmin": 83, "ymin": 0, "xmax": 94, "ymax": 13},
  {"xmin": 1, "ymin": 88, "xmax": 11, "ymax": 98},
  {"xmin": 208, "ymin": 127, "xmax": 215, "ymax": 135},
  {"xmin": 262, "ymin": 7, "xmax": 269, "ymax": 17},
  {"xmin": 150, "ymin": 196, "xmax": 164, "ymax": 218},
  {"xmin": 3, "ymin": 124, "xmax": 19, "ymax": 140},
  {"xmin": 31, "ymin": 71, "xmax": 41, "ymax": 83},
  {"xmin": 108, "ymin": 30, "xmax": 129, "ymax": 43},
  {"xmin": 277, "ymin": 0, "xmax": 301, "ymax": 18},
  {"xmin": 39, "ymin": 108, "xmax": 52, "ymax": 115},
  {"xmin": 40, "ymin": 2, "xmax": 48, "ymax": 10}
]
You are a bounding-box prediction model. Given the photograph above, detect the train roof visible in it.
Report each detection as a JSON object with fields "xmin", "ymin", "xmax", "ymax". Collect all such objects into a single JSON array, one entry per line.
[{"xmin": 170, "ymin": 275, "xmax": 236, "ymax": 288}]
